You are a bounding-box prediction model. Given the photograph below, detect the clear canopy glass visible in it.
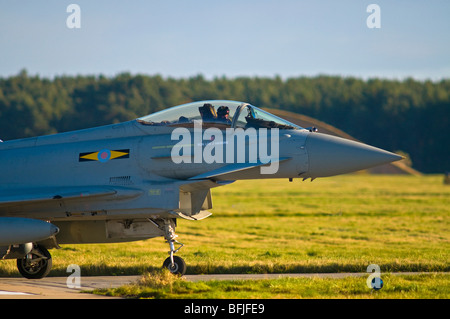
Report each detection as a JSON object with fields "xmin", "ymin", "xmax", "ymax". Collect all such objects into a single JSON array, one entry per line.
[{"xmin": 138, "ymin": 100, "xmax": 303, "ymax": 130}]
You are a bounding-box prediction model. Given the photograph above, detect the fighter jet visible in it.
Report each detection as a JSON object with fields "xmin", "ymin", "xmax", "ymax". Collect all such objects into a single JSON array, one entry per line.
[{"xmin": 0, "ymin": 100, "xmax": 402, "ymax": 278}]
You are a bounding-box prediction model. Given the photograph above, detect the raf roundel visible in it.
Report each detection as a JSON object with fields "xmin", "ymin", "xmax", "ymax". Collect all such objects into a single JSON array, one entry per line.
[{"xmin": 97, "ymin": 149, "xmax": 112, "ymax": 162}]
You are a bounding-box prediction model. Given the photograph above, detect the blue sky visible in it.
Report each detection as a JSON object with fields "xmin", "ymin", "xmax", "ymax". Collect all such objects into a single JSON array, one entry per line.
[{"xmin": 1, "ymin": 0, "xmax": 449, "ymax": 80}]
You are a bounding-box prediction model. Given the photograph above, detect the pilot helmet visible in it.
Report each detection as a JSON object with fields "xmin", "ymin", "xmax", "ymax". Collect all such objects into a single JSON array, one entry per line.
[{"xmin": 217, "ymin": 106, "xmax": 230, "ymax": 117}]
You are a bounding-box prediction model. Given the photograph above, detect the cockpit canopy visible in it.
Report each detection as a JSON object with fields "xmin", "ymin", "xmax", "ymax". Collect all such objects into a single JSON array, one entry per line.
[{"xmin": 137, "ymin": 100, "xmax": 303, "ymax": 130}]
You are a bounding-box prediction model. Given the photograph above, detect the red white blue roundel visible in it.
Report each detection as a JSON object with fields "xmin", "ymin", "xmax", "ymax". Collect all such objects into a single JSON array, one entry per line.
[{"xmin": 97, "ymin": 149, "xmax": 112, "ymax": 162}]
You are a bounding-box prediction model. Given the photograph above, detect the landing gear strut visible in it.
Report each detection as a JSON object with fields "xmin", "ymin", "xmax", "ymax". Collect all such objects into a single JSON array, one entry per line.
[
  {"xmin": 17, "ymin": 245, "xmax": 52, "ymax": 279},
  {"xmin": 162, "ymin": 219, "xmax": 186, "ymax": 275}
]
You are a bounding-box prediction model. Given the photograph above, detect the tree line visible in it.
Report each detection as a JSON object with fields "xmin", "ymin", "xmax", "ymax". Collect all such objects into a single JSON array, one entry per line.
[{"xmin": 0, "ymin": 70, "xmax": 448, "ymax": 173}]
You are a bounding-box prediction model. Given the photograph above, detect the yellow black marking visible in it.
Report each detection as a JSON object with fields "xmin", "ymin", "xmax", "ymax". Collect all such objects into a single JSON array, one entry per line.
[{"xmin": 79, "ymin": 149, "xmax": 130, "ymax": 162}]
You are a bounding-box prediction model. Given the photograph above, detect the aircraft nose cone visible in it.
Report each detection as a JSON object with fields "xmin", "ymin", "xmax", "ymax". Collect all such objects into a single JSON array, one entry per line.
[{"xmin": 305, "ymin": 133, "xmax": 403, "ymax": 178}]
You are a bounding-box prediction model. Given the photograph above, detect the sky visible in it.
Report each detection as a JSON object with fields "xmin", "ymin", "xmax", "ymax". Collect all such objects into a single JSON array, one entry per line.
[{"xmin": 1, "ymin": 0, "xmax": 449, "ymax": 80}]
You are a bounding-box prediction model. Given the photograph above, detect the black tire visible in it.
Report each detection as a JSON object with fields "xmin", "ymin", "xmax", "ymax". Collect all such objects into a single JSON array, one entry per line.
[
  {"xmin": 162, "ymin": 256, "xmax": 186, "ymax": 276},
  {"xmin": 17, "ymin": 245, "xmax": 52, "ymax": 279}
]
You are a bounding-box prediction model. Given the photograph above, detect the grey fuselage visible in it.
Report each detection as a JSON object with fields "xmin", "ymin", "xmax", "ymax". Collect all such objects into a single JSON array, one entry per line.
[
  {"xmin": 0, "ymin": 120, "xmax": 309, "ymax": 222},
  {"xmin": 0, "ymin": 101, "xmax": 402, "ymax": 247}
]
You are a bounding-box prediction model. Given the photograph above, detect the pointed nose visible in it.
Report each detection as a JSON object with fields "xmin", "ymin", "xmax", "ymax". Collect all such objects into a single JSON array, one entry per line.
[{"xmin": 305, "ymin": 133, "xmax": 402, "ymax": 177}]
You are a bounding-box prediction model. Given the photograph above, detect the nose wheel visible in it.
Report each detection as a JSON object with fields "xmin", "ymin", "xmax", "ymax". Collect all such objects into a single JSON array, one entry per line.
[
  {"xmin": 163, "ymin": 255, "xmax": 186, "ymax": 275},
  {"xmin": 162, "ymin": 218, "xmax": 186, "ymax": 275}
]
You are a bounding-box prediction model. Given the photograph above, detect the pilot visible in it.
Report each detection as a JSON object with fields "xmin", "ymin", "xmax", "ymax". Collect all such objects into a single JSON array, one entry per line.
[
  {"xmin": 178, "ymin": 116, "xmax": 189, "ymax": 123},
  {"xmin": 199, "ymin": 103, "xmax": 217, "ymax": 122},
  {"xmin": 217, "ymin": 106, "xmax": 231, "ymax": 124}
]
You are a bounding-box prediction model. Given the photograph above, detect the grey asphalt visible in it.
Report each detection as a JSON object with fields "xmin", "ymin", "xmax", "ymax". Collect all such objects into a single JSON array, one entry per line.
[{"xmin": 0, "ymin": 272, "xmax": 443, "ymax": 299}]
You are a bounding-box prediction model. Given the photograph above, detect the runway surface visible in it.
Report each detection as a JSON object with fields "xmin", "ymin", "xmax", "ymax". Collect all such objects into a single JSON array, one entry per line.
[{"xmin": 0, "ymin": 272, "xmax": 440, "ymax": 299}]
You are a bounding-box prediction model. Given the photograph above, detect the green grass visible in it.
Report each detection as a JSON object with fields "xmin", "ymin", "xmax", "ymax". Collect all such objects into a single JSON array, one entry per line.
[
  {"xmin": 92, "ymin": 269, "xmax": 449, "ymax": 299},
  {"xmin": 1, "ymin": 174, "xmax": 449, "ymax": 298}
]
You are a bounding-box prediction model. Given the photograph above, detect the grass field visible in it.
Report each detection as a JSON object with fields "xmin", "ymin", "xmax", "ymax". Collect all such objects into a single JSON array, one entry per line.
[
  {"xmin": 1, "ymin": 174, "xmax": 449, "ymax": 298},
  {"xmin": 92, "ymin": 270, "xmax": 449, "ymax": 299}
]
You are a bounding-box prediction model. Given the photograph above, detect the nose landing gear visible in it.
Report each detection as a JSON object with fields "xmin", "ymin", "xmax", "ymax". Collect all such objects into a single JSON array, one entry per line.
[{"xmin": 162, "ymin": 219, "xmax": 186, "ymax": 275}]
